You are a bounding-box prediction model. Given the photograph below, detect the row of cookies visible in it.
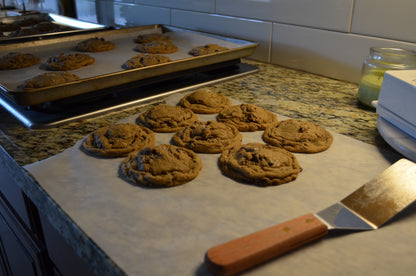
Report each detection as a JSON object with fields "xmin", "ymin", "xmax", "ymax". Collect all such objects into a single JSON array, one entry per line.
[
  {"xmin": 81, "ymin": 89, "xmax": 333, "ymax": 188},
  {"xmin": 1, "ymin": 32, "xmax": 230, "ymax": 89}
]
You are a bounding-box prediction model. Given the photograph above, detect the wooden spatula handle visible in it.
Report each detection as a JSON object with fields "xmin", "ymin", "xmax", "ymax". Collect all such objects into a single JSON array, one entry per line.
[{"xmin": 205, "ymin": 213, "xmax": 328, "ymax": 276}]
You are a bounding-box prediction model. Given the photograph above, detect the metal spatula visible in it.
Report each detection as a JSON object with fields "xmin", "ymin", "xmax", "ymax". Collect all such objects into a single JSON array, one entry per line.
[{"xmin": 205, "ymin": 158, "xmax": 416, "ymax": 276}]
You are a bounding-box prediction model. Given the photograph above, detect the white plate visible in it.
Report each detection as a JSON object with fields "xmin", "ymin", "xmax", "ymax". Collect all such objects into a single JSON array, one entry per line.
[{"xmin": 377, "ymin": 116, "xmax": 416, "ymax": 162}]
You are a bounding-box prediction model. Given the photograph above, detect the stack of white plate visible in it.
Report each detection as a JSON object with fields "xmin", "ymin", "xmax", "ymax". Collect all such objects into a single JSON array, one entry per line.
[{"xmin": 373, "ymin": 70, "xmax": 416, "ymax": 161}]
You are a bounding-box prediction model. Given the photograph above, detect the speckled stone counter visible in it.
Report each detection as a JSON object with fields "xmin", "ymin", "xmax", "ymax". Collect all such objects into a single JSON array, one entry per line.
[
  {"xmin": 0, "ymin": 60, "xmax": 401, "ymax": 276},
  {"xmin": 0, "ymin": 60, "xmax": 394, "ymax": 166}
]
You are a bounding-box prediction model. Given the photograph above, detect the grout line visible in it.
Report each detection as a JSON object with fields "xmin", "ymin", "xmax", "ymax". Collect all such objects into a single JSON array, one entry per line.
[{"xmin": 348, "ymin": 0, "xmax": 355, "ymax": 33}]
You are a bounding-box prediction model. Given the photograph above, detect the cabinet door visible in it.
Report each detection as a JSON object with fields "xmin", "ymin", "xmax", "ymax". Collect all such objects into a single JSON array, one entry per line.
[{"xmin": 0, "ymin": 212, "xmax": 42, "ymax": 276}]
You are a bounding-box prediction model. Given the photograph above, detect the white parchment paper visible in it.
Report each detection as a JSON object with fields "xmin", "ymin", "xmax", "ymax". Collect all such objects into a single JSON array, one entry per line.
[{"xmin": 25, "ymin": 93, "xmax": 415, "ymax": 276}]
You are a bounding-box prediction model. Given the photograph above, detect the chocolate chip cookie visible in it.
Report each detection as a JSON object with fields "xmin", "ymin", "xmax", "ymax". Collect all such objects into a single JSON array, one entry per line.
[
  {"xmin": 45, "ymin": 53, "xmax": 95, "ymax": 71},
  {"xmin": 137, "ymin": 104, "xmax": 198, "ymax": 133},
  {"xmin": 123, "ymin": 54, "xmax": 171, "ymax": 69},
  {"xmin": 20, "ymin": 72, "xmax": 80, "ymax": 89},
  {"xmin": 76, "ymin": 37, "xmax": 115, "ymax": 52},
  {"xmin": 121, "ymin": 144, "xmax": 202, "ymax": 187},
  {"xmin": 263, "ymin": 119, "xmax": 333, "ymax": 153},
  {"xmin": 189, "ymin": 44, "xmax": 229, "ymax": 56},
  {"xmin": 179, "ymin": 89, "xmax": 232, "ymax": 114},
  {"xmin": 172, "ymin": 120, "xmax": 242, "ymax": 153},
  {"xmin": 0, "ymin": 52, "xmax": 41, "ymax": 70},
  {"xmin": 219, "ymin": 143, "xmax": 301, "ymax": 186},
  {"xmin": 217, "ymin": 103, "xmax": 278, "ymax": 132},
  {"xmin": 82, "ymin": 123, "xmax": 155, "ymax": 157},
  {"xmin": 135, "ymin": 40, "xmax": 178, "ymax": 54}
]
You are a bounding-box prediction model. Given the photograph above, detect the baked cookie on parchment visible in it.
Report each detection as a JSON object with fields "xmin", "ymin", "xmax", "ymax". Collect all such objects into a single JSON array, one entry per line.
[
  {"xmin": 123, "ymin": 54, "xmax": 171, "ymax": 69},
  {"xmin": 179, "ymin": 89, "xmax": 232, "ymax": 114},
  {"xmin": 189, "ymin": 44, "xmax": 229, "ymax": 56},
  {"xmin": 172, "ymin": 120, "xmax": 242, "ymax": 153},
  {"xmin": 121, "ymin": 144, "xmax": 202, "ymax": 187},
  {"xmin": 76, "ymin": 37, "xmax": 115, "ymax": 52},
  {"xmin": 45, "ymin": 53, "xmax": 95, "ymax": 71},
  {"xmin": 82, "ymin": 123, "xmax": 155, "ymax": 158},
  {"xmin": 217, "ymin": 103, "xmax": 278, "ymax": 132},
  {"xmin": 263, "ymin": 119, "xmax": 333, "ymax": 153},
  {"xmin": 20, "ymin": 72, "xmax": 80, "ymax": 89},
  {"xmin": 219, "ymin": 142, "xmax": 301, "ymax": 186},
  {"xmin": 137, "ymin": 104, "xmax": 198, "ymax": 133},
  {"xmin": 135, "ymin": 40, "xmax": 178, "ymax": 54},
  {"xmin": 136, "ymin": 33, "xmax": 173, "ymax": 43},
  {"xmin": 0, "ymin": 52, "xmax": 41, "ymax": 70}
]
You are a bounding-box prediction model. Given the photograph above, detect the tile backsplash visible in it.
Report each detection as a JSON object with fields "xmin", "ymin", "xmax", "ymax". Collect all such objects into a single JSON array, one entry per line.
[{"xmin": 71, "ymin": 0, "xmax": 416, "ymax": 83}]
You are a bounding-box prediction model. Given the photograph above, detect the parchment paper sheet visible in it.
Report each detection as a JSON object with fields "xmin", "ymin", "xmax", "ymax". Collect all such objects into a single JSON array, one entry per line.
[{"xmin": 25, "ymin": 93, "xmax": 416, "ymax": 276}]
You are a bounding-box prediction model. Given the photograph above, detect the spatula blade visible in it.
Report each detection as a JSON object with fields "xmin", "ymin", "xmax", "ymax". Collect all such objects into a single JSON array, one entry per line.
[{"xmin": 341, "ymin": 158, "xmax": 416, "ymax": 228}]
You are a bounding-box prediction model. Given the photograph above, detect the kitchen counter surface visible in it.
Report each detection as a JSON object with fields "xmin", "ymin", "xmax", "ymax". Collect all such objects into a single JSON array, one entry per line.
[
  {"xmin": 0, "ymin": 60, "xmax": 405, "ymax": 276},
  {"xmin": 0, "ymin": 60, "xmax": 393, "ymax": 166}
]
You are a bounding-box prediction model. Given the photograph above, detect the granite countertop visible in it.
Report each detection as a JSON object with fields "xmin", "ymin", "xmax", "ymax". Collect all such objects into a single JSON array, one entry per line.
[{"xmin": 0, "ymin": 60, "xmax": 394, "ymax": 166}]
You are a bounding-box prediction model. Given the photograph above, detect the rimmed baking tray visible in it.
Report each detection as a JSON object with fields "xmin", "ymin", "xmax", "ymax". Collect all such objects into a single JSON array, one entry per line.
[{"xmin": 0, "ymin": 25, "xmax": 258, "ymax": 106}]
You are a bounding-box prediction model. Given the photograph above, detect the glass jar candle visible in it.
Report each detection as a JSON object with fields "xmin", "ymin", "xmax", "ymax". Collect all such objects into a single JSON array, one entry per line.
[{"xmin": 357, "ymin": 47, "xmax": 416, "ymax": 108}]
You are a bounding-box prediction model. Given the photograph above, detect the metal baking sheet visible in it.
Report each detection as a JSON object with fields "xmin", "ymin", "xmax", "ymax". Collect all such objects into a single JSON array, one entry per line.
[
  {"xmin": 0, "ymin": 13, "xmax": 106, "ymax": 44},
  {"xmin": 0, "ymin": 25, "xmax": 258, "ymax": 106}
]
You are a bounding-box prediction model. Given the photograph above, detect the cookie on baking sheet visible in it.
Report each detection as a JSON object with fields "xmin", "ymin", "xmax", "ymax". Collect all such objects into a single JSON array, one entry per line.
[
  {"xmin": 82, "ymin": 123, "xmax": 155, "ymax": 158},
  {"xmin": 137, "ymin": 104, "xmax": 198, "ymax": 133},
  {"xmin": 123, "ymin": 54, "xmax": 171, "ymax": 69},
  {"xmin": 135, "ymin": 40, "xmax": 178, "ymax": 54},
  {"xmin": 136, "ymin": 33, "xmax": 172, "ymax": 43},
  {"xmin": 189, "ymin": 44, "xmax": 229, "ymax": 56},
  {"xmin": 217, "ymin": 103, "xmax": 278, "ymax": 132},
  {"xmin": 121, "ymin": 144, "xmax": 202, "ymax": 187},
  {"xmin": 0, "ymin": 52, "xmax": 41, "ymax": 70},
  {"xmin": 172, "ymin": 120, "xmax": 242, "ymax": 153},
  {"xmin": 179, "ymin": 89, "xmax": 232, "ymax": 114},
  {"xmin": 76, "ymin": 37, "xmax": 116, "ymax": 52},
  {"xmin": 263, "ymin": 119, "xmax": 333, "ymax": 153},
  {"xmin": 219, "ymin": 143, "xmax": 301, "ymax": 186},
  {"xmin": 45, "ymin": 53, "xmax": 95, "ymax": 71},
  {"xmin": 20, "ymin": 72, "xmax": 80, "ymax": 89}
]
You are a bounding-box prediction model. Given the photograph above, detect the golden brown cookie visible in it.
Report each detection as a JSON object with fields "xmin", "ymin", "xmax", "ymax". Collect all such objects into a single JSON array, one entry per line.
[
  {"xmin": 179, "ymin": 89, "xmax": 232, "ymax": 114},
  {"xmin": 123, "ymin": 54, "xmax": 171, "ymax": 69},
  {"xmin": 0, "ymin": 52, "xmax": 41, "ymax": 70},
  {"xmin": 136, "ymin": 33, "xmax": 172, "ymax": 43},
  {"xmin": 172, "ymin": 120, "xmax": 242, "ymax": 153},
  {"xmin": 45, "ymin": 53, "xmax": 95, "ymax": 71},
  {"xmin": 135, "ymin": 40, "xmax": 178, "ymax": 54},
  {"xmin": 76, "ymin": 37, "xmax": 115, "ymax": 52},
  {"xmin": 82, "ymin": 123, "xmax": 155, "ymax": 157},
  {"xmin": 20, "ymin": 72, "xmax": 80, "ymax": 89},
  {"xmin": 263, "ymin": 119, "xmax": 333, "ymax": 153},
  {"xmin": 137, "ymin": 104, "xmax": 198, "ymax": 133},
  {"xmin": 217, "ymin": 103, "xmax": 278, "ymax": 132},
  {"xmin": 121, "ymin": 144, "xmax": 202, "ymax": 187},
  {"xmin": 189, "ymin": 44, "xmax": 229, "ymax": 56},
  {"xmin": 219, "ymin": 143, "xmax": 301, "ymax": 186}
]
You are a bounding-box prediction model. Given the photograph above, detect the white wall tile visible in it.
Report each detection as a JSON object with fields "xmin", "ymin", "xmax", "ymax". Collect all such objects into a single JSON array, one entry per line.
[
  {"xmin": 216, "ymin": 0, "xmax": 353, "ymax": 32},
  {"xmin": 351, "ymin": 0, "xmax": 416, "ymax": 43},
  {"xmin": 113, "ymin": 3, "xmax": 170, "ymax": 27},
  {"xmin": 272, "ymin": 23, "xmax": 416, "ymax": 83},
  {"xmin": 134, "ymin": 0, "xmax": 214, "ymax": 13},
  {"xmin": 171, "ymin": 10, "xmax": 272, "ymax": 62}
]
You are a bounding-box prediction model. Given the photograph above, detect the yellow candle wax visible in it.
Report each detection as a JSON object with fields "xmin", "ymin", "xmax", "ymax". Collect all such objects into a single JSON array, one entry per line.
[{"xmin": 357, "ymin": 69, "xmax": 386, "ymax": 108}]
